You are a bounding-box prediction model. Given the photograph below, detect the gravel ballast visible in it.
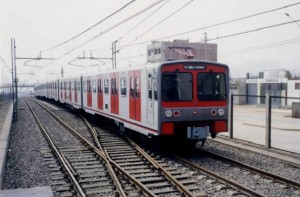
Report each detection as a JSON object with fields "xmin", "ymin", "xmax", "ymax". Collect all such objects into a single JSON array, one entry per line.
[{"xmin": 2, "ymin": 98, "xmax": 51, "ymax": 189}]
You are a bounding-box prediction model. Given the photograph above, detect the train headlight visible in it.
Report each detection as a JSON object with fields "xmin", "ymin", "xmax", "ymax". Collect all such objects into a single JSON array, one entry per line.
[
  {"xmin": 218, "ymin": 109, "xmax": 225, "ymax": 116},
  {"xmin": 165, "ymin": 110, "xmax": 173, "ymax": 118}
]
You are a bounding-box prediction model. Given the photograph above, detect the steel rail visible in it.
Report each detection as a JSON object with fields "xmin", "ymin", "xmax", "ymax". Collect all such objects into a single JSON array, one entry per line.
[
  {"xmin": 126, "ymin": 137, "xmax": 196, "ymax": 197},
  {"xmin": 79, "ymin": 115, "xmax": 157, "ymax": 196},
  {"xmin": 24, "ymin": 99, "xmax": 86, "ymax": 197},
  {"xmin": 202, "ymin": 149, "xmax": 300, "ymax": 190},
  {"xmin": 176, "ymin": 156, "xmax": 265, "ymax": 197},
  {"xmin": 31, "ymin": 99, "xmax": 155, "ymax": 197},
  {"xmin": 79, "ymin": 114, "xmax": 102, "ymax": 150},
  {"xmin": 30, "ymin": 99, "xmax": 127, "ymax": 197}
]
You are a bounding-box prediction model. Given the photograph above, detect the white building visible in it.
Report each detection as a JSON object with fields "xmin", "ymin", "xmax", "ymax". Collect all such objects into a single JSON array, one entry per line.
[{"xmin": 230, "ymin": 69, "xmax": 300, "ymax": 107}]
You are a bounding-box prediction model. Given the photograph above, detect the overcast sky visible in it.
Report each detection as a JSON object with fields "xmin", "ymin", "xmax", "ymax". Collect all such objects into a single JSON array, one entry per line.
[{"xmin": 1, "ymin": 0, "xmax": 300, "ymax": 85}]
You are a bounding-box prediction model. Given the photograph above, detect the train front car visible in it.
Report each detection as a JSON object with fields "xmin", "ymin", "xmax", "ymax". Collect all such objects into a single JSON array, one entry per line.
[{"xmin": 158, "ymin": 60, "xmax": 229, "ymax": 146}]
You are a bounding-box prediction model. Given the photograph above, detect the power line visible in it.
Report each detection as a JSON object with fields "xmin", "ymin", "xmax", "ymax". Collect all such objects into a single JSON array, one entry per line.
[
  {"xmin": 220, "ymin": 37, "xmax": 300, "ymax": 57},
  {"xmin": 41, "ymin": 0, "xmax": 166, "ymax": 68},
  {"xmin": 118, "ymin": 53, "xmax": 146, "ymax": 61},
  {"xmin": 43, "ymin": 0, "xmax": 136, "ymax": 52},
  {"xmin": 91, "ymin": 0, "xmax": 171, "ymax": 53},
  {"xmin": 208, "ymin": 20, "xmax": 300, "ymax": 41},
  {"xmin": 120, "ymin": 2, "xmax": 300, "ymax": 48},
  {"xmin": 119, "ymin": 0, "xmax": 171, "ymax": 41},
  {"xmin": 123, "ymin": 0, "xmax": 194, "ymax": 47}
]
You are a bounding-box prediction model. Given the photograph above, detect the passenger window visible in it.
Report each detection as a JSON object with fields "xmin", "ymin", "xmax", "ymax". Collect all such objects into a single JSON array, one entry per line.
[
  {"xmin": 93, "ymin": 79, "xmax": 96, "ymax": 93},
  {"xmin": 154, "ymin": 82, "xmax": 158, "ymax": 101},
  {"xmin": 148, "ymin": 74, "xmax": 152, "ymax": 100},
  {"xmin": 135, "ymin": 77, "xmax": 139, "ymax": 98},
  {"xmin": 111, "ymin": 78, "xmax": 115, "ymax": 95},
  {"xmin": 83, "ymin": 81, "xmax": 86, "ymax": 92},
  {"xmin": 104, "ymin": 79, "xmax": 109, "ymax": 94},
  {"xmin": 120, "ymin": 77, "xmax": 127, "ymax": 96},
  {"xmin": 98, "ymin": 79, "xmax": 102, "ymax": 93},
  {"xmin": 130, "ymin": 77, "xmax": 134, "ymax": 97}
]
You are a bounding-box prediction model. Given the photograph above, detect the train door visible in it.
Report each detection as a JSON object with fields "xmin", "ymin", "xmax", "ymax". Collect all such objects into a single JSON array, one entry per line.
[
  {"xmin": 87, "ymin": 78, "xmax": 92, "ymax": 107},
  {"xmin": 82, "ymin": 78, "xmax": 87, "ymax": 108},
  {"xmin": 103, "ymin": 76, "xmax": 110, "ymax": 112},
  {"xmin": 74, "ymin": 80, "xmax": 77, "ymax": 104},
  {"xmin": 92, "ymin": 78, "xmax": 97, "ymax": 109},
  {"xmin": 77, "ymin": 78, "xmax": 82, "ymax": 108},
  {"xmin": 110, "ymin": 73, "xmax": 119, "ymax": 115},
  {"xmin": 64, "ymin": 81, "xmax": 67, "ymax": 100},
  {"xmin": 60, "ymin": 82, "xmax": 63, "ymax": 100},
  {"xmin": 97, "ymin": 75, "xmax": 103, "ymax": 110},
  {"xmin": 147, "ymin": 71, "xmax": 154, "ymax": 125},
  {"xmin": 129, "ymin": 70, "xmax": 141, "ymax": 122},
  {"xmin": 69, "ymin": 81, "xmax": 72, "ymax": 102}
]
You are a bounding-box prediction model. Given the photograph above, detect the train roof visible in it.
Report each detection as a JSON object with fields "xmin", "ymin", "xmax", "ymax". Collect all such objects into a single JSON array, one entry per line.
[{"xmin": 36, "ymin": 59, "xmax": 229, "ymax": 85}]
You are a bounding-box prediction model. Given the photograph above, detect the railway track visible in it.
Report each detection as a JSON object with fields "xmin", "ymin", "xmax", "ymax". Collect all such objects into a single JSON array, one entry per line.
[
  {"xmin": 28, "ymin": 98, "xmax": 204, "ymax": 196},
  {"xmin": 28, "ymin": 98, "xmax": 300, "ymax": 196},
  {"xmin": 139, "ymin": 147, "xmax": 300, "ymax": 197},
  {"xmin": 25, "ymin": 99, "xmax": 131, "ymax": 196}
]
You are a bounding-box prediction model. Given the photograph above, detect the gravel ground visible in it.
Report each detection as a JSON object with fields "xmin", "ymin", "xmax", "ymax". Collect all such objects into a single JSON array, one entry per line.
[
  {"xmin": 200, "ymin": 139, "xmax": 300, "ymax": 182},
  {"xmin": 2, "ymin": 98, "xmax": 51, "ymax": 189},
  {"xmin": 29, "ymin": 100, "xmax": 82, "ymax": 148}
]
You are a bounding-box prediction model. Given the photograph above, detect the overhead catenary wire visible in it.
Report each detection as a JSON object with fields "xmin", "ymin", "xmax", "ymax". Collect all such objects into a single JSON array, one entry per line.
[
  {"xmin": 120, "ymin": 2, "xmax": 300, "ymax": 49},
  {"xmin": 220, "ymin": 37, "xmax": 300, "ymax": 57},
  {"xmin": 90, "ymin": 0, "xmax": 171, "ymax": 52},
  {"xmin": 123, "ymin": 0, "xmax": 194, "ymax": 47},
  {"xmin": 43, "ymin": 0, "xmax": 137, "ymax": 52},
  {"xmin": 44, "ymin": 0, "xmax": 166, "ymax": 65},
  {"xmin": 119, "ymin": 0, "xmax": 171, "ymax": 42},
  {"xmin": 208, "ymin": 19, "xmax": 300, "ymax": 41}
]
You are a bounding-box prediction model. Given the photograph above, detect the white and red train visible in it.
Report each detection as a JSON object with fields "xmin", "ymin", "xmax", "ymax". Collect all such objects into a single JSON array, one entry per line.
[{"xmin": 34, "ymin": 60, "xmax": 229, "ymax": 144}]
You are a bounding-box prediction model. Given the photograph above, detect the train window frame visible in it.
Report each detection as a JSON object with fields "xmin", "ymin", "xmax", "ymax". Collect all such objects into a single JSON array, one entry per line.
[
  {"xmin": 77, "ymin": 81, "xmax": 80, "ymax": 91},
  {"xmin": 104, "ymin": 78, "xmax": 109, "ymax": 94},
  {"xmin": 148, "ymin": 74, "xmax": 152, "ymax": 100},
  {"xmin": 162, "ymin": 72, "xmax": 193, "ymax": 102},
  {"xmin": 111, "ymin": 78, "xmax": 115, "ymax": 95},
  {"xmin": 97, "ymin": 79, "xmax": 102, "ymax": 93},
  {"xmin": 135, "ymin": 77, "xmax": 139, "ymax": 98},
  {"xmin": 130, "ymin": 77, "xmax": 134, "ymax": 97},
  {"xmin": 83, "ymin": 81, "xmax": 86, "ymax": 92},
  {"xmin": 154, "ymin": 82, "xmax": 158, "ymax": 101},
  {"xmin": 93, "ymin": 79, "xmax": 97, "ymax": 93},
  {"xmin": 197, "ymin": 73, "xmax": 227, "ymax": 101},
  {"xmin": 120, "ymin": 77, "xmax": 127, "ymax": 96}
]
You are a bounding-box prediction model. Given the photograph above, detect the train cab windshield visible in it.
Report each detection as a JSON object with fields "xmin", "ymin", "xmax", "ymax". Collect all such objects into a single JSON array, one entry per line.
[
  {"xmin": 162, "ymin": 73, "xmax": 192, "ymax": 101},
  {"xmin": 197, "ymin": 73, "xmax": 226, "ymax": 101},
  {"xmin": 162, "ymin": 71, "xmax": 227, "ymax": 102}
]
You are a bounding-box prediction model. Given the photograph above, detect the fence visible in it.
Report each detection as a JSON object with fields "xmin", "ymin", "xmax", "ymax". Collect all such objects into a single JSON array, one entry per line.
[
  {"xmin": 228, "ymin": 93, "xmax": 300, "ymax": 154},
  {"xmin": 0, "ymin": 84, "xmax": 13, "ymax": 103}
]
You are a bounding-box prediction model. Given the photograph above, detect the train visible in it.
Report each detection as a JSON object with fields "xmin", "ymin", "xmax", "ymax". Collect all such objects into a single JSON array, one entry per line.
[{"xmin": 34, "ymin": 60, "xmax": 229, "ymax": 146}]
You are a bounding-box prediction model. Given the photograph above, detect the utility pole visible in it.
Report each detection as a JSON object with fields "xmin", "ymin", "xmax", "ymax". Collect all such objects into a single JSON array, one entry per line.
[
  {"xmin": 11, "ymin": 38, "xmax": 54, "ymax": 120},
  {"xmin": 204, "ymin": 32, "xmax": 207, "ymax": 60},
  {"xmin": 11, "ymin": 38, "xmax": 17, "ymax": 119},
  {"xmin": 112, "ymin": 40, "xmax": 118, "ymax": 69}
]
